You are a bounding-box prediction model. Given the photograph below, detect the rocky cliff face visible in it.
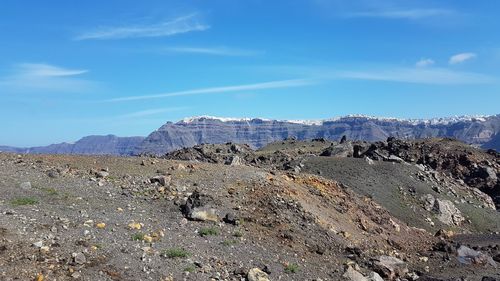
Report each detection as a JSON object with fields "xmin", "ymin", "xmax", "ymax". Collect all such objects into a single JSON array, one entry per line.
[
  {"xmin": 0, "ymin": 135, "xmax": 144, "ymax": 156},
  {"xmin": 3, "ymin": 115, "xmax": 499, "ymax": 156},
  {"xmin": 138, "ymin": 115, "xmax": 500, "ymax": 155},
  {"xmin": 484, "ymin": 133, "xmax": 500, "ymax": 151}
]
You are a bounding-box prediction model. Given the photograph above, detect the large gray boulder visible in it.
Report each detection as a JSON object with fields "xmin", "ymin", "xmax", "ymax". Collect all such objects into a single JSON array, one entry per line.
[
  {"xmin": 320, "ymin": 142, "xmax": 353, "ymax": 157},
  {"xmin": 372, "ymin": 256, "xmax": 408, "ymax": 280},
  {"xmin": 343, "ymin": 267, "xmax": 367, "ymax": 281},
  {"xmin": 457, "ymin": 245, "xmax": 497, "ymax": 267},
  {"xmin": 420, "ymin": 195, "xmax": 465, "ymax": 226},
  {"xmin": 433, "ymin": 199, "xmax": 465, "ymax": 226},
  {"xmin": 421, "ymin": 194, "xmax": 435, "ymax": 211}
]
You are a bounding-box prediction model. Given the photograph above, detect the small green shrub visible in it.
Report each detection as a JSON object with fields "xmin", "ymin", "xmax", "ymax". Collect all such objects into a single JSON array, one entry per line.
[
  {"xmin": 183, "ymin": 265, "xmax": 196, "ymax": 273},
  {"xmin": 233, "ymin": 230, "xmax": 243, "ymax": 237},
  {"xmin": 284, "ymin": 263, "xmax": 299, "ymax": 274},
  {"xmin": 132, "ymin": 233, "xmax": 145, "ymax": 241},
  {"xmin": 163, "ymin": 248, "xmax": 190, "ymax": 259},
  {"xmin": 11, "ymin": 197, "xmax": 38, "ymax": 206},
  {"xmin": 199, "ymin": 227, "xmax": 218, "ymax": 237},
  {"xmin": 41, "ymin": 187, "xmax": 58, "ymax": 195},
  {"xmin": 221, "ymin": 239, "xmax": 238, "ymax": 246}
]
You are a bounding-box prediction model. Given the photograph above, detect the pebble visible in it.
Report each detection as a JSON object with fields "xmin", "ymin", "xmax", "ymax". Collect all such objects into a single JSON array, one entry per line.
[
  {"xmin": 20, "ymin": 182, "xmax": 32, "ymax": 189},
  {"xmin": 128, "ymin": 222, "xmax": 142, "ymax": 230},
  {"xmin": 83, "ymin": 220, "xmax": 94, "ymax": 227},
  {"xmin": 143, "ymin": 235, "xmax": 153, "ymax": 243},
  {"xmin": 72, "ymin": 252, "xmax": 86, "ymax": 264},
  {"xmin": 247, "ymin": 268, "xmax": 270, "ymax": 281},
  {"xmin": 40, "ymin": 246, "xmax": 50, "ymax": 253},
  {"xmin": 341, "ymin": 231, "xmax": 351, "ymax": 239},
  {"xmin": 96, "ymin": 171, "xmax": 109, "ymax": 178},
  {"xmin": 419, "ymin": 256, "xmax": 429, "ymax": 262},
  {"xmin": 150, "ymin": 175, "xmax": 171, "ymax": 186}
]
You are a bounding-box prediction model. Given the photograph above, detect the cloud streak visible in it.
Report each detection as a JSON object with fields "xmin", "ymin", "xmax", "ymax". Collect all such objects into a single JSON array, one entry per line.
[
  {"xmin": 106, "ymin": 79, "xmax": 315, "ymax": 102},
  {"xmin": 315, "ymin": 0, "xmax": 457, "ymax": 21},
  {"xmin": 415, "ymin": 58, "xmax": 435, "ymax": 68},
  {"xmin": 449, "ymin": 52, "xmax": 477, "ymax": 65},
  {"xmin": 119, "ymin": 107, "xmax": 190, "ymax": 118},
  {"xmin": 75, "ymin": 14, "xmax": 209, "ymax": 40},
  {"xmin": 346, "ymin": 8, "xmax": 454, "ymax": 20},
  {"xmin": 15, "ymin": 63, "xmax": 88, "ymax": 77},
  {"xmin": 0, "ymin": 63, "xmax": 97, "ymax": 93},
  {"xmin": 335, "ymin": 67, "xmax": 494, "ymax": 85},
  {"xmin": 157, "ymin": 46, "xmax": 263, "ymax": 57},
  {"xmin": 258, "ymin": 63, "xmax": 495, "ymax": 85}
]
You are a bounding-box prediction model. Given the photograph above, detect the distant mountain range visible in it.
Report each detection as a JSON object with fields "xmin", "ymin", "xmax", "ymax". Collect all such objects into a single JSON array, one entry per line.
[
  {"xmin": 1, "ymin": 115, "xmax": 499, "ymax": 155},
  {"xmin": 0, "ymin": 135, "xmax": 144, "ymax": 155}
]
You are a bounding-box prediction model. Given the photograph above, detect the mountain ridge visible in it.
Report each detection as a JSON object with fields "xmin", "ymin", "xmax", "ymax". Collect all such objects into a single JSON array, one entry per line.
[
  {"xmin": 139, "ymin": 114, "xmax": 500, "ymax": 155},
  {"xmin": 2, "ymin": 114, "xmax": 499, "ymax": 155},
  {"xmin": 179, "ymin": 114, "xmax": 496, "ymax": 126},
  {"xmin": 0, "ymin": 135, "xmax": 144, "ymax": 156}
]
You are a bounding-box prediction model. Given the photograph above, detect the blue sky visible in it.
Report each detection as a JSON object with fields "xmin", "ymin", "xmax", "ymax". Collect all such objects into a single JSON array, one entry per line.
[{"xmin": 1, "ymin": 0, "xmax": 499, "ymax": 146}]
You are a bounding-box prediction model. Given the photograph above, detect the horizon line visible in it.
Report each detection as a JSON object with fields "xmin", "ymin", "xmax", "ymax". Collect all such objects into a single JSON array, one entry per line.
[{"xmin": 1, "ymin": 113, "xmax": 497, "ymax": 148}]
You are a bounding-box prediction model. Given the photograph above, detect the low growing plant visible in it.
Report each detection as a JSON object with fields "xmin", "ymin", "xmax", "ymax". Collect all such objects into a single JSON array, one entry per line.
[
  {"xmin": 284, "ymin": 263, "xmax": 299, "ymax": 274},
  {"xmin": 163, "ymin": 248, "xmax": 190, "ymax": 259},
  {"xmin": 11, "ymin": 197, "xmax": 38, "ymax": 206},
  {"xmin": 132, "ymin": 233, "xmax": 145, "ymax": 241},
  {"xmin": 199, "ymin": 227, "xmax": 219, "ymax": 237}
]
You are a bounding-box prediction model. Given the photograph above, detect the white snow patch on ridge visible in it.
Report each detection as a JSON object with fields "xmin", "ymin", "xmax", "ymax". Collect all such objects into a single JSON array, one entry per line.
[
  {"xmin": 179, "ymin": 115, "xmax": 494, "ymax": 126},
  {"xmin": 180, "ymin": 115, "xmax": 323, "ymax": 125},
  {"xmin": 181, "ymin": 115, "xmax": 266, "ymax": 123}
]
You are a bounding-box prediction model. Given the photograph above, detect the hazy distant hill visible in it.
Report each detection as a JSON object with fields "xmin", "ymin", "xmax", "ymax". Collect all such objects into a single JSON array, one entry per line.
[
  {"xmin": 2, "ymin": 115, "xmax": 499, "ymax": 155},
  {"xmin": 483, "ymin": 133, "xmax": 500, "ymax": 151},
  {"xmin": 0, "ymin": 135, "xmax": 144, "ymax": 156}
]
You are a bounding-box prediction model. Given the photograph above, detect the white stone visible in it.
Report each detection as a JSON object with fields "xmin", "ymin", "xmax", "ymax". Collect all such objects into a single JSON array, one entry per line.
[{"xmin": 247, "ymin": 268, "xmax": 270, "ymax": 281}]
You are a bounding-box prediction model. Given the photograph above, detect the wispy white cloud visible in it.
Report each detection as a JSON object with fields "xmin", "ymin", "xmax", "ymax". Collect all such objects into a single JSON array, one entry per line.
[
  {"xmin": 256, "ymin": 63, "xmax": 495, "ymax": 86},
  {"xmin": 16, "ymin": 63, "xmax": 88, "ymax": 77},
  {"xmin": 347, "ymin": 8, "xmax": 454, "ymax": 20},
  {"xmin": 335, "ymin": 67, "xmax": 494, "ymax": 85},
  {"xmin": 157, "ymin": 46, "xmax": 263, "ymax": 57},
  {"xmin": 119, "ymin": 107, "xmax": 189, "ymax": 118},
  {"xmin": 106, "ymin": 79, "xmax": 315, "ymax": 102},
  {"xmin": 314, "ymin": 0, "xmax": 457, "ymax": 21},
  {"xmin": 75, "ymin": 14, "xmax": 209, "ymax": 40},
  {"xmin": 449, "ymin": 52, "xmax": 477, "ymax": 65},
  {"xmin": 415, "ymin": 58, "xmax": 435, "ymax": 68},
  {"xmin": 0, "ymin": 63, "xmax": 97, "ymax": 93}
]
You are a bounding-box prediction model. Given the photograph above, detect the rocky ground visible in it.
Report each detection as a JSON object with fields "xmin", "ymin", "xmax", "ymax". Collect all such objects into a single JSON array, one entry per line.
[{"xmin": 0, "ymin": 137, "xmax": 499, "ymax": 280}]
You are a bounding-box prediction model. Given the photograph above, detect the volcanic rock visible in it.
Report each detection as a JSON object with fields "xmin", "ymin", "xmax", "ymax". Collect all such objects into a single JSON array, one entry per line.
[{"xmin": 372, "ymin": 256, "xmax": 408, "ymax": 280}]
